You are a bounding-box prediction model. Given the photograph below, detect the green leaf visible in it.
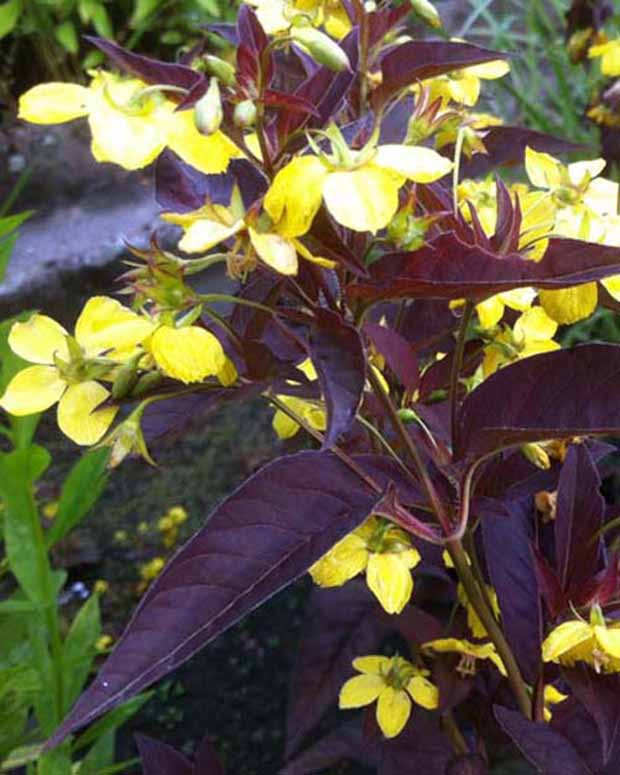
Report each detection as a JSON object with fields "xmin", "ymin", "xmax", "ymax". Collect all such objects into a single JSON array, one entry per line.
[
  {"xmin": 71, "ymin": 693, "xmax": 153, "ymax": 754},
  {"xmin": 0, "ymin": 0, "xmax": 22, "ymax": 39},
  {"xmin": 46, "ymin": 448, "xmax": 110, "ymax": 548},
  {"xmin": 36, "ymin": 743, "xmax": 72, "ymax": 775},
  {"xmin": 54, "ymin": 20, "xmax": 78, "ymax": 54},
  {"xmin": 0, "ymin": 210, "xmax": 32, "ymax": 240},
  {"xmin": 77, "ymin": 730, "xmax": 115, "ymax": 774},
  {"xmin": 130, "ymin": 0, "xmax": 159, "ymax": 26},
  {"xmin": 0, "ymin": 446, "xmax": 51, "ymax": 604},
  {"xmin": 0, "ymin": 232, "xmax": 17, "ymax": 283},
  {"xmin": 91, "ymin": 4, "xmax": 113, "ymax": 37},
  {"xmin": 62, "ymin": 594, "xmax": 101, "ymax": 708}
]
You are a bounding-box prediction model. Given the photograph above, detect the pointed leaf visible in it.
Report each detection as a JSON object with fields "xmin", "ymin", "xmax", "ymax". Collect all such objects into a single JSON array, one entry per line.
[
  {"xmin": 563, "ymin": 668, "xmax": 620, "ymax": 765},
  {"xmin": 48, "ymin": 450, "xmax": 389, "ymax": 745},
  {"xmin": 456, "ymin": 344, "xmax": 620, "ymax": 461},
  {"xmin": 309, "ymin": 309, "xmax": 366, "ymax": 448},
  {"xmin": 348, "ymin": 234, "xmax": 620, "ymax": 304},
  {"xmin": 193, "ymin": 736, "xmax": 225, "ymax": 775},
  {"xmin": 555, "ymin": 445, "xmax": 605, "ymax": 596},
  {"xmin": 135, "ymin": 735, "xmax": 193, "ymax": 775},
  {"xmin": 482, "ymin": 497, "xmax": 542, "ymax": 683},
  {"xmin": 286, "ymin": 581, "xmax": 384, "ymax": 756},
  {"xmin": 363, "ymin": 323, "xmax": 419, "ymax": 391},
  {"xmin": 379, "ymin": 710, "xmax": 452, "ymax": 775},
  {"xmin": 495, "ymin": 706, "xmax": 593, "ymax": 775},
  {"xmin": 281, "ymin": 721, "xmax": 379, "ymax": 774}
]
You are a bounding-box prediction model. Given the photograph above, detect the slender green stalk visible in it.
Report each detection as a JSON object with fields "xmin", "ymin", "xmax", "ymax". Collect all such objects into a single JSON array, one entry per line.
[{"xmin": 449, "ymin": 301, "xmax": 474, "ymax": 448}]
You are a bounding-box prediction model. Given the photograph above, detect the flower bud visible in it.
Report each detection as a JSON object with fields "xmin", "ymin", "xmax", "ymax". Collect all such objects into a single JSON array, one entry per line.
[
  {"xmin": 130, "ymin": 370, "xmax": 164, "ymax": 398},
  {"xmin": 233, "ymin": 99, "xmax": 257, "ymax": 129},
  {"xmin": 111, "ymin": 351, "xmax": 143, "ymax": 400},
  {"xmin": 103, "ymin": 403, "xmax": 155, "ymax": 468},
  {"xmin": 204, "ymin": 54, "xmax": 236, "ymax": 87},
  {"xmin": 194, "ymin": 77, "xmax": 223, "ymax": 136},
  {"xmin": 409, "ymin": 0, "xmax": 442, "ymax": 29},
  {"xmin": 521, "ymin": 442, "xmax": 551, "ymax": 470},
  {"xmin": 290, "ymin": 26, "xmax": 351, "ymax": 72},
  {"xmin": 397, "ymin": 408, "xmax": 418, "ymax": 424}
]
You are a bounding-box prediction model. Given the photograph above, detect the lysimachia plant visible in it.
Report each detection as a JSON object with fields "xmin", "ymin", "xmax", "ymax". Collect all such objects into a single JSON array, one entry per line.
[{"xmin": 7, "ymin": 0, "xmax": 620, "ymax": 770}]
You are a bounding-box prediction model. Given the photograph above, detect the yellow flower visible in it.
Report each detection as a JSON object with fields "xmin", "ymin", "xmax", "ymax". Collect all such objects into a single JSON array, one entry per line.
[
  {"xmin": 149, "ymin": 324, "xmax": 228, "ymax": 385},
  {"xmin": 264, "ymin": 133, "xmax": 452, "ymax": 236},
  {"xmin": 272, "ymin": 359, "xmax": 326, "ymax": 438},
  {"xmin": 19, "ymin": 71, "xmax": 240, "ymax": 173},
  {"xmin": 167, "ymin": 506, "xmax": 188, "ymax": 525},
  {"xmin": 542, "ymin": 607, "xmax": 620, "ymax": 673},
  {"xmin": 309, "ymin": 516, "xmax": 421, "ymax": 614},
  {"xmin": 0, "ymin": 297, "xmax": 153, "ymax": 445},
  {"xmin": 339, "ymin": 655, "xmax": 439, "ymax": 738},
  {"xmin": 482, "ymin": 306, "xmax": 560, "ymax": 376},
  {"xmin": 246, "ymin": 0, "xmax": 351, "ymax": 39},
  {"xmin": 140, "ymin": 556, "xmax": 166, "ymax": 581},
  {"xmin": 95, "ymin": 635, "xmax": 114, "ymax": 652},
  {"xmin": 423, "ymin": 638, "xmax": 507, "ymax": 676},
  {"xmin": 588, "ymin": 39, "xmax": 620, "ymax": 76},
  {"xmin": 420, "ymin": 58, "xmax": 510, "ymax": 108},
  {"xmin": 543, "ymin": 685, "xmax": 568, "ymax": 722},
  {"xmin": 457, "ymin": 583, "xmax": 501, "ymax": 639}
]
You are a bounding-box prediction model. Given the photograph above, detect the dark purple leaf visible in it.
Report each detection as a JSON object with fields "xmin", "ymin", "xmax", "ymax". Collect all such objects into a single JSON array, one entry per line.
[
  {"xmin": 552, "ymin": 697, "xmax": 612, "ymax": 774},
  {"xmin": 461, "ymin": 126, "xmax": 584, "ymax": 178},
  {"xmin": 379, "ymin": 710, "xmax": 452, "ymax": 774},
  {"xmin": 155, "ymin": 151, "xmax": 233, "ymax": 212},
  {"xmin": 348, "ymin": 234, "xmax": 620, "ymax": 304},
  {"xmin": 135, "ymin": 734, "xmax": 193, "ymax": 775},
  {"xmin": 368, "ymin": 3, "xmax": 410, "ymax": 46},
  {"xmin": 363, "ymin": 323, "xmax": 419, "ymax": 391},
  {"xmin": 48, "ymin": 451, "xmax": 389, "ymax": 745},
  {"xmin": 204, "ymin": 22, "xmax": 238, "ymax": 45},
  {"xmin": 418, "ymin": 341, "xmax": 482, "ymax": 402},
  {"xmin": 263, "ymin": 89, "xmax": 320, "ymax": 116},
  {"xmin": 193, "ymin": 736, "xmax": 225, "ymax": 775},
  {"xmin": 564, "ymin": 669, "xmax": 620, "ymax": 765},
  {"xmin": 236, "ymin": 4, "xmax": 268, "ymax": 55},
  {"xmin": 86, "ymin": 37, "xmax": 201, "ymax": 90},
  {"xmin": 482, "ymin": 497, "xmax": 542, "ymax": 683},
  {"xmin": 495, "ymin": 706, "xmax": 593, "ymax": 775},
  {"xmin": 281, "ymin": 720, "xmax": 379, "ymax": 774},
  {"xmin": 373, "ymin": 41, "xmax": 507, "ymax": 107},
  {"xmin": 555, "ymin": 445, "xmax": 605, "ymax": 597},
  {"xmin": 531, "ymin": 545, "xmax": 565, "ymax": 619},
  {"xmin": 399, "ymin": 299, "xmax": 458, "ymax": 355},
  {"xmin": 455, "ymin": 344, "xmax": 620, "ymax": 461},
  {"xmin": 286, "ymin": 581, "xmax": 384, "ymax": 757},
  {"xmin": 308, "ymin": 309, "xmax": 366, "ymax": 449},
  {"xmin": 445, "ymin": 754, "xmax": 489, "ymax": 775}
]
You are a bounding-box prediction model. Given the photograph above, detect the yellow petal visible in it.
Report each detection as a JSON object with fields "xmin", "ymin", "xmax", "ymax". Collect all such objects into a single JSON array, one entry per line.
[
  {"xmin": 75, "ymin": 296, "xmax": 154, "ymax": 359},
  {"xmin": 525, "ymin": 147, "xmax": 563, "ymax": 190},
  {"xmin": 476, "ymin": 296, "xmax": 505, "ymax": 329},
  {"xmin": 583, "ymin": 177, "xmax": 619, "ymax": 218},
  {"xmin": 8, "ymin": 314, "xmax": 69, "ymax": 364},
  {"xmin": 18, "ymin": 83, "xmax": 91, "ymax": 124},
  {"xmin": 366, "ymin": 552, "xmax": 414, "ymax": 614},
  {"xmin": 57, "ymin": 381, "xmax": 117, "ymax": 445},
  {"xmin": 595, "ymin": 626, "xmax": 620, "ymax": 658},
  {"xmin": 249, "ymin": 228, "xmax": 299, "ymax": 275},
  {"xmin": 567, "ymin": 158, "xmax": 607, "ymax": 186},
  {"xmin": 150, "ymin": 325, "xmax": 226, "ymax": 384},
  {"xmin": 323, "ymin": 166, "xmax": 402, "ymax": 233},
  {"xmin": 539, "ymin": 284, "xmax": 598, "ymax": 325},
  {"xmin": 407, "ymin": 675, "xmax": 439, "ymax": 710},
  {"xmin": 542, "ymin": 621, "xmax": 594, "ymax": 663},
  {"xmin": 601, "ymin": 274, "xmax": 620, "ymax": 301},
  {"xmin": 217, "ymin": 357, "xmax": 238, "ymax": 387},
  {"xmin": 352, "ymin": 655, "xmax": 391, "ymax": 675},
  {"xmin": 466, "ymin": 59, "xmax": 510, "ymax": 79},
  {"xmin": 272, "ymin": 406, "xmax": 302, "ymax": 439},
  {"xmin": 309, "ymin": 533, "xmax": 368, "ymax": 587},
  {"xmin": 264, "ymin": 156, "xmax": 327, "ymax": 238},
  {"xmin": 0, "ymin": 365, "xmax": 66, "ymax": 415},
  {"xmin": 373, "ymin": 145, "xmax": 453, "ymax": 183},
  {"xmin": 166, "ymin": 110, "xmax": 241, "ymax": 175},
  {"xmin": 513, "ymin": 306, "xmax": 558, "ymax": 344},
  {"xmin": 376, "ymin": 687, "xmax": 411, "ymax": 738},
  {"xmin": 177, "ymin": 218, "xmax": 243, "ymax": 253},
  {"xmin": 339, "ymin": 674, "xmax": 385, "ymax": 709}
]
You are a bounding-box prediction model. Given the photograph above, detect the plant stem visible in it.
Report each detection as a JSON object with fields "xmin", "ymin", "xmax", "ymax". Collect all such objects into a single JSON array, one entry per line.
[
  {"xmin": 442, "ymin": 709, "xmax": 469, "ymax": 755},
  {"xmin": 446, "ymin": 538, "xmax": 532, "ymax": 717},
  {"xmin": 449, "ymin": 301, "xmax": 474, "ymax": 449},
  {"xmin": 367, "ymin": 367, "xmax": 452, "ymax": 534}
]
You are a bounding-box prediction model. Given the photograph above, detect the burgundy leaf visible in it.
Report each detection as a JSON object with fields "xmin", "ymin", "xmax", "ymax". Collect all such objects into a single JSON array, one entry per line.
[
  {"xmin": 135, "ymin": 734, "xmax": 193, "ymax": 775},
  {"xmin": 418, "ymin": 340, "xmax": 482, "ymax": 402},
  {"xmin": 379, "ymin": 710, "xmax": 452, "ymax": 774},
  {"xmin": 555, "ymin": 445, "xmax": 605, "ymax": 597},
  {"xmin": 445, "ymin": 754, "xmax": 489, "ymax": 774},
  {"xmin": 461, "ymin": 126, "xmax": 584, "ymax": 178},
  {"xmin": 531, "ymin": 545, "xmax": 566, "ymax": 619},
  {"xmin": 564, "ymin": 669, "xmax": 620, "ymax": 765},
  {"xmin": 86, "ymin": 37, "xmax": 201, "ymax": 90},
  {"xmin": 495, "ymin": 706, "xmax": 593, "ymax": 775},
  {"xmin": 373, "ymin": 41, "xmax": 507, "ymax": 107},
  {"xmin": 155, "ymin": 151, "xmax": 233, "ymax": 212},
  {"xmin": 455, "ymin": 344, "xmax": 620, "ymax": 461},
  {"xmin": 482, "ymin": 497, "xmax": 542, "ymax": 683},
  {"xmin": 193, "ymin": 736, "xmax": 225, "ymax": 775},
  {"xmin": 348, "ymin": 233, "xmax": 620, "ymax": 304},
  {"xmin": 308, "ymin": 309, "xmax": 366, "ymax": 449},
  {"xmin": 286, "ymin": 581, "xmax": 384, "ymax": 757},
  {"xmin": 47, "ymin": 451, "xmax": 389, "ymax": 745},
  {"xmin": 281, "ymin": 720, "xmax": 379, "ymax": 774},
  {"xmin": 363, "ymin": 323, "xmax": 419, "ymax": 391},
  {"xmin": 263, "ymin": 90, "xmax": 320, "ymax": 116},
  {"xmin": 368, "ymin": 3, "xmax": 410, "ymax": 47}
]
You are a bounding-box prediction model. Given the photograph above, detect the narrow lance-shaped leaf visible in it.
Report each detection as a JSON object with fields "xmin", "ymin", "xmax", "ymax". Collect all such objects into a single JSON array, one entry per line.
[
  {"xmin": 555, "ymin": 445, "xmax": 605, "ymax": 597},
  {"xmin": 136, "ymin": 734, "xmax": 193, "ymax": 775},
  {"xmin": 309, "ymin": 309, "xmax": 366, "ymax": 449},
  {"xmin": 47, "ymin": 450, "xmax": 390, "ymax": 745},
  {"xmin": 348, "ymin": 234, "xmax": 620, "ymax": 304},
  {"xmin": 455, "ymin": 344, "xmax": 620, "ymax": 461}
]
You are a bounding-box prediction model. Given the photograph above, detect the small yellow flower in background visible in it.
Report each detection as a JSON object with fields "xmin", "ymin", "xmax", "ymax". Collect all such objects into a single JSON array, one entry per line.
[
  {"xmin": 149, "ymin": 324, "xmax": 229, "ymax": 385},
  {"xmin": 19, "ymin": 71, "xmax": 240, "ymax": 173},
  {"xmin": 95, "ymin": 635, "xmax": 114, "ymax": 652},
  {"xmin": 423, "ymin": 638, "xmax": 507, "ymax": 677},
  {"xmin": 339, "ymin": 655, "xmax": 439, "ymax": 738},
  {"xmin": 93, "ymin": 580, "xmax": 109, "ymax": 595},
  {"xmin": 588, "ymin": 39, "xmax": 620, "ymax": 76},
  {"xmin": 272, "ymin": 359, "xmax": 326, "ymax": 438},
  {"xmin": 264, "ymin": 125, "xmax": 452, "ymax": 236},
  {"xmin": 246, "ymin": 0, "xmax": 351, "ymax": 39},
  {"xmin": 310, "ymin": 516, "xmax": 421, "ymax": 614},
  {"xmin": 543, "ymin": 685, "xmax": 568, "ymax": 722},
  {"xmin": 114, "ymin": 529, "xmax": 128, "ymax": 544},
  {"xmin": 157, "ymin": 506, "xmax": 188, "ymax": 548},
  {"xmin": 42, "ymin": 501, "xmax": 59, "ymax": 520},
  {"xmin": 420, "ymin": 58, "xmax": 510, "ymax": 108},
  {"xmin": 0, "ymin": 297, "xmax": 153, "ymax": 445},
  {"xmin": 457, "ymin": 584, "xmax": 501, "ymax": 639},
  {"xmin": 542, "ymin": 606, "xmax": 620, "ymax": 673},
  {"xmin": 140, "ymin": 556, "xmax": 166, "ymax": 582},
  {"xmin": 167, "ymin": 506, "xmax": 188, "ymax": 525}
]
